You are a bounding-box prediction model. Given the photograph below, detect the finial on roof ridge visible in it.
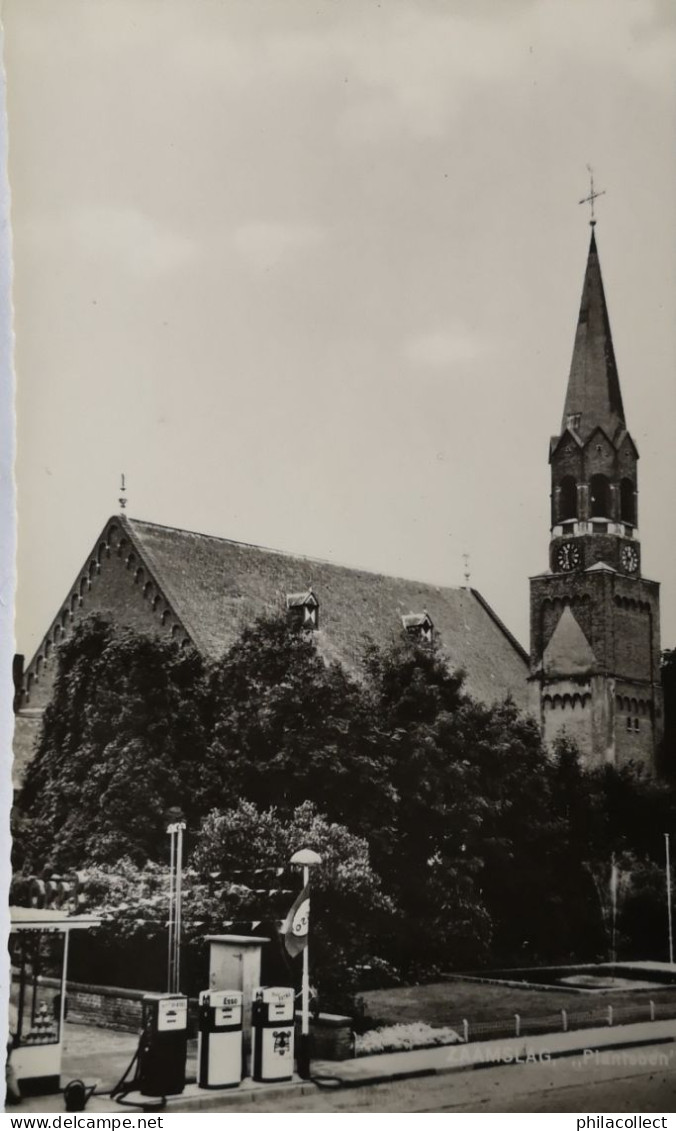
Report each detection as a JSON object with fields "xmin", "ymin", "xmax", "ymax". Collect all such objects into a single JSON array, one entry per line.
[{"xmin": 463, "ymin": 553, "xmax": 471, "ymax": 588}]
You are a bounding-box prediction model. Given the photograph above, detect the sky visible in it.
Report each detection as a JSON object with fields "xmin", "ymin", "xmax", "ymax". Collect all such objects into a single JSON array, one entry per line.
[{"xmin": 4, "ymin": 0, "xmax": 676, "ymax": 661}]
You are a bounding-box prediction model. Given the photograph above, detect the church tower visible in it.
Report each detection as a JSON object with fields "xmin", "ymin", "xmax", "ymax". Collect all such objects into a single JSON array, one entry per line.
[{"xmin": 529, "ymin": 224, "xmax": 663, "ymax": 769}]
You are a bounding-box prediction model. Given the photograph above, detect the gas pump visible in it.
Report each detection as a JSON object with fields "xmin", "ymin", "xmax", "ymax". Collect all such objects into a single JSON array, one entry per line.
[
  {"xmin": 197, "ymin": 990, "xmax": 243, "ymax": 1089},
  {"xmin": 137, "ymin": 994, "xmax": 188, "ymax": 1097},
  {"xmin": 251, "ymin": 987, "xmax": 295, "ymax": 1083}
]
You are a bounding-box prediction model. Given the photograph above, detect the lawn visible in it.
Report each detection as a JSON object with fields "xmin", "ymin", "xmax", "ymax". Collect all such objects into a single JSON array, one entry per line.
[{"xmin": 361, "ymin": 978, "xmax": 676, "ymax": 1033}]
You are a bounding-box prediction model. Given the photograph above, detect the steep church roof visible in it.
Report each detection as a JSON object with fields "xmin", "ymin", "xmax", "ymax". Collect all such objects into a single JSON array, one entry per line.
[
  {"xmin": 123, "ymin": 516, "xmax": 528, "ymax": 702},
  {"xmin": 19, "ymin": 514, "xmax": 529, "ymax": 719},
  {"xmin": 561, "ymin": 229, "xmax": 626, "ymax": 443}
]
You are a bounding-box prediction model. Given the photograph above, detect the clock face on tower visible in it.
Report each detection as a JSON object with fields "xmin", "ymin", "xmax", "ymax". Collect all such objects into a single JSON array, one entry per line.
[
  {"xmin": 556, "ymin": 541, "xmax": 581, "ymax": 572},
  {"xmin": 621, "ymin": 544, "xmax": 639, "ymax": 574}
]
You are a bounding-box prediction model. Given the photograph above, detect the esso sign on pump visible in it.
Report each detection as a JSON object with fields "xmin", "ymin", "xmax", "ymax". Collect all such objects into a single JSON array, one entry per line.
[{"xmin": 212, "ymin": 991, "xmax": 242, "ymax": 1028}]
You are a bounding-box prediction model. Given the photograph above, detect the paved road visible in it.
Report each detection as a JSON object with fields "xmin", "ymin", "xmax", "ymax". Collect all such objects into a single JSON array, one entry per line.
[
  {"xmin": 14, "ymin": 1028, "xmax": 676, "ymax": 1114},
  {"xmin": 239, "ymin": 1041, "xmax": 676, "ymax": 1113}
]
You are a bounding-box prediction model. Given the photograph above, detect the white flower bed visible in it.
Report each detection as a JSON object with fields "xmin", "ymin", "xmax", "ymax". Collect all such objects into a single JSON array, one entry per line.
[{"xmin": 355, "ymin": 1021, "xmax": 462, "ymax": 1057}]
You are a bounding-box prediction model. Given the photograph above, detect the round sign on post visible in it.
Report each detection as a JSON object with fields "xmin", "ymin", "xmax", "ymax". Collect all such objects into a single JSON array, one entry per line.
[{"xmin": 290, "ymin": 898, "xmax": 309, "ymax": 938}]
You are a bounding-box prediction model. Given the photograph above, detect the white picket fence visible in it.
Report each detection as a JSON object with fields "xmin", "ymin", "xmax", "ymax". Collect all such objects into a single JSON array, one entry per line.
[{"xmin": 459, "ymin": 998, "xmax": 676, "ymax": 1044}]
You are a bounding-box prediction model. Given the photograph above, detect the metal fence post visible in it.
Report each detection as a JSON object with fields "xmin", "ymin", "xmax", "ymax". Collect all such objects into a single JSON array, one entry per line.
[
  {"xmin": 561, "ymin": 1009, "xmax": 568, "ymax": 1033},
  {"xmin": 514, "ymin": 1014, "xmax": 520, "ymax": 1038},
  {"xmin": 607, "ymin": 1005, "xmax": 613, "ymax": 1027},
  {"xmin": 463, "ymin": 1018, "xmax": 469, "ymax": 1043}
]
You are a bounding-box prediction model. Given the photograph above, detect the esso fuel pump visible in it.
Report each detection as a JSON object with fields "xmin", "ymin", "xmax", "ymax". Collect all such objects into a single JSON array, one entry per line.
[
  {"xmin": 197, "ymin": 990, "xmax": 244, "ymax": 1089},
  {"xmin": 251, "ymin": 987, "xmax": 295, "ymax": 1083}
]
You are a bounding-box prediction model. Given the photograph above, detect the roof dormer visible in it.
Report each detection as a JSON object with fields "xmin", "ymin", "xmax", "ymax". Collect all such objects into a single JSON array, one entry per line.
[
  {"xmin": 401, "ymin": 611, "xmax": 434, "ymax": 644},
  {"xmin": 286, "ymin": 589, "xmax": 319, "ymax": 631}
]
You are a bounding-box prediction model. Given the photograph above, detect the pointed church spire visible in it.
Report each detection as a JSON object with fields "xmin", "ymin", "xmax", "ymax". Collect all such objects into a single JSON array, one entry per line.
[{"xmin": 561, "ymin": 229, "xmax": 625, "ymax": 441}]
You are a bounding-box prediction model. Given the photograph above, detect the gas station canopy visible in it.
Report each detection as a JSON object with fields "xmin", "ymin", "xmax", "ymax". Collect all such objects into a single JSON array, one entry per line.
[
  {"xmin": 10, "ymin": 907, "xmax": 101, "ymax": 932},
  {"xmin": 9, "ymin": 906, "xmax": 101, "ymax": 1095}
]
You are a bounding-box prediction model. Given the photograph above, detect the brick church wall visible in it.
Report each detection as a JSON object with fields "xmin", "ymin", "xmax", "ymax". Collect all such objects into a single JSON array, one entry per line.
[
  {"xmin": 530, "ymin": 572, "xmax": 612, "ymax": 668},
  {"xmin": 24, "ymin": 523, "xmax": 192, "ymax": 689},
  {"xmin": 614, "ymin": 692, "xmax": 655, "ymax": 768},
  {"xmin": 542, "ymin": 688, "xmax": 592, "ymax": 751},
  {"xmin": 613, "ymin": 606, "xmax": 652, "ymax": 681},
  {"xmin": 537, "ymin": 593, "xmax": 593, "ymax": 663},
  {"xmin": 13, "ymin": 520, "xmax": 190, "ymax": 788}
]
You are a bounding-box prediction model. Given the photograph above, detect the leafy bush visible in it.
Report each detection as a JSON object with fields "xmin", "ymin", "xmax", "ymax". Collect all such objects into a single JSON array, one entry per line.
[
  {"xmin": 15, "ymin": 612, "xmax": 676, "ymax": 988},
  {"xmin": 65, "ymin": 801, "xmax": 396, "ymax": 1000}
]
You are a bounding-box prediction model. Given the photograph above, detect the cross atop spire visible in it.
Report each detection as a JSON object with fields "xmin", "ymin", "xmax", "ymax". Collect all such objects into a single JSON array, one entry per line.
[{"xmin": 579, "ymin": 164, "xmax": 606, "ymax": 227}]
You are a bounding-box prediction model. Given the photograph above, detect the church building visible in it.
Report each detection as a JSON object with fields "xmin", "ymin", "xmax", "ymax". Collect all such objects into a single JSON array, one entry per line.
[
  {"xmin": 13, "ymin": 221, "xmax": 665, "ymax": 786},
  {"xmin": 12, "ymin": 516, "xmax": 530, "ymax": 787},
  {"xmin": 529, "ymin": 225, "xmax": 663, "ymax": 769}
]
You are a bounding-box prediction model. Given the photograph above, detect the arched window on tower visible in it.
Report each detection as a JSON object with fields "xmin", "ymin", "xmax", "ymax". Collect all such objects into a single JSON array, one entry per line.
[
  {"xmin": 558, "ymin": 477, "xmax": 578, "ymax": 522},
  {"xmin": 590, "ymin": 474, "xmax": 611, "ymax": 519},
  {"xmin": 620, "ymin": 478, "xmax": 636, "ymax": 527}
]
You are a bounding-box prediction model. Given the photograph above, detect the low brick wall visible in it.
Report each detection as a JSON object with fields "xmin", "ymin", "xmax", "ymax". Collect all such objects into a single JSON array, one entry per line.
[
  {"xmin": 13, "ymin": 975, "xmax": 148, "ymax": 1032},
  {"xmin": 65, "ymin": 982, "xmax": 149, "ymax": 1031}
]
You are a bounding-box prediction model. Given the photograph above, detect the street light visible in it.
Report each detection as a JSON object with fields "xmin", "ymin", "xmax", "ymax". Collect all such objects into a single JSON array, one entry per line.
[
  {"xmin": 289, "ymin": 847, "xmax": 322, "ymax": 1079},
  {"xmin": 167, "ymin": 818, "xmax": 186, "ymax": 994}
]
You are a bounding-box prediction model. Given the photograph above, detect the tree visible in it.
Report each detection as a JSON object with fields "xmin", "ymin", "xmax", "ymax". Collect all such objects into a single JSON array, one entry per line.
[
  {"xmin": 548, "ymin": 740, "xmax": 676, "ymax": 961},
  {"xmin": 17, "ymin": 612, "xmax": 397, "ymax": 870},
  {"xmin": 70, "ymin": 800, "xmax": 396, "ymax": 1008},
  {"xmin": 17, "ymin": 616, "xmax": 211, "ymax": 868},
  {"xmin": 446, "ymin": 700, "xmax": 575, "ymax": 966},
  {"xmin": 617, "ymin": 857, "xmax": 673, "ymax": 961},
  {"xmin": 20, "ymin": 609, "xmax": 676, "ymax": 983},
  {"xmin": 65, "ymin": 858, "xmax": 172, "ymax": 991},
  {"xmin": 204, "ymin": 615, "xmax": 397, "ymax": 841},
  {"xmin": 659, "ymin": 648, "xmax": 676, "ymax": 776},
  {"xmin": 547, "ymin": 736, "xmax": 608, "ymax": 960},
  {"xmin": 190, "ymin": 800, "xmax": 394, "ymax": 952},
  {"xmin": 361, "ymin": 633, "xmax": 466, "ymax": 729},
  {"xmin": 587, "ymin": 761, "xmax": 676, "ymax": 866},
  {"xmin": 360, "ymin": 637, "xmax": 490, "ymax": 971},
  {"xmin": 360, "ymin": 637, "xmax": 582, "ymax": 969}
]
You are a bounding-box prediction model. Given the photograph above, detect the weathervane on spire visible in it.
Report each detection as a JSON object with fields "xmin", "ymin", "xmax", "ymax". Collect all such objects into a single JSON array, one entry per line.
[
  {"xmin": 118, "ymin": 473, "xmax": 127, "ymax": 511},
  {"xmin": 579, "ymin": 164, "xmax": 605, "ymax": 227},
  {"xmin": 463, "ymin": 553, "xmax": 471, "ymax": 588}
]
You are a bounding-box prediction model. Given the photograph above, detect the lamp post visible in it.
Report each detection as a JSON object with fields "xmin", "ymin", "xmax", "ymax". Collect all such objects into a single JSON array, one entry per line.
[
  {"xmin": 289, "ymin": 847, "xmax": 322, "ymax": 1080},
  {"xmin": 167, "ymin": 818, "xmax": 186, "ymax": 994}
]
